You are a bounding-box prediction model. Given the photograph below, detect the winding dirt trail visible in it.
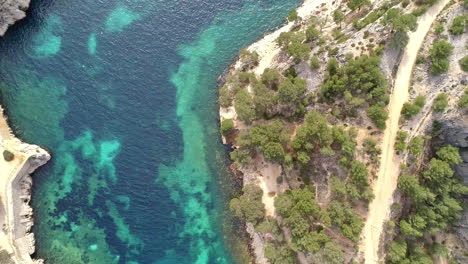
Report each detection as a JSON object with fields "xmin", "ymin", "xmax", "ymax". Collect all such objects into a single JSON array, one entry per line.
[{"xmin": 360, "ymin": 0, "xmax": 451, "ymax": 263}]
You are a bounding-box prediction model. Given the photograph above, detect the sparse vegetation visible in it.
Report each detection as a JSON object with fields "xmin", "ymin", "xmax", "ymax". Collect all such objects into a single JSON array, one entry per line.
[
  {"xmin": 432, "ymin": 93, "xmax": 448, "ymax": 112},
  {"xmin": 449, "ymin": 15, "xmax": 467, "ymax": 35},
  {"xmin": 459, "ymin": 89, "xmax": 468, "ymax": 108}
]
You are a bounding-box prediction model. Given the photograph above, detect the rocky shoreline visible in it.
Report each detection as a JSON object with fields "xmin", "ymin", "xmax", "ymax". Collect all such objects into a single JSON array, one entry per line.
[
  {"xmin": 219, "ymin": 1, "xmax": 333, "ymax": 263},
  {"xmin": 0, "ymin": 107, "xmax": 50, "ymax": 264},
  {"xmin": 1, "ymin": 2, "xmax": 49, "ymax": 263},
  {"xmin": 0, "ymin": 0, "xmax": 30, "ymax": 36}
]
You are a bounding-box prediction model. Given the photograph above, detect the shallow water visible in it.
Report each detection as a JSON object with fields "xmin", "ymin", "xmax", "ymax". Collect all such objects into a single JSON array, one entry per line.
[{"xmin": 0, "ymin": 0, "xmax": 300, "ymax": 263}]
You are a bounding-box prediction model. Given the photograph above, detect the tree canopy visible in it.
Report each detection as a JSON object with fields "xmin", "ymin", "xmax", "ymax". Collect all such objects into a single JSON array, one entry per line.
[{"xmin": 230, "ymin": 184, "xmax": 265, "ymax": 224}]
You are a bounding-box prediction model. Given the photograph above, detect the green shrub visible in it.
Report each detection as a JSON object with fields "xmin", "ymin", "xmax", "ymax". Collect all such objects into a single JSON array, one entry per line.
[
  {"xmin": 401, "ymin": 103, "xmax": 421, "ymax": 119},
  {"xmin": 348, "ymin": 0, "xmax": 371, "ymax": 11},
  {"xmin": 278, "ymin": 77, "xmax": 307, "ymax": 105},
  {"xmin": 230, "ymin": 184, "xmax": 265, "ymax": 224},
  {"xmin": 235, "ymin": 89, "xmax": 257, "ymax": 124},
  {"xmin": 327, "ymin": 200, "xmax": 364, "ymax": 241},
  {"xmin": 408, "ymin": 136, "xmax": 424, "ymax": 156},
  {"xmin": 434, "ymin": 23, "xmax": 444, "ymax": 34},
  {"xmin": 261, "ymin": 68, "xmax": 281, "ymax": 89},
  {"xmin": 389, "ymin": 30, "xmax": 409, "ymax": 48},
  {"xmin": 414, "ymin": 95, "xmax": 426, "ymax": 108},
  {"xmin": 221, "ymin": 119, "xmax": 234, "ymax": 136},
  {"xmin": 240, "ymin": 49, "xmax": 259, "ymax": 69},
  {"xmin": 432, "ymin": 93, "xmax": 448, "ymax": 112},
  {"xmin": 323, "ymin": 242, "xmax": 344, "ymax": 264},
  {"xmin": 3, "ymin": 150, "xmax": 14, "ymax": 162},
  {"xmin": 459, "ymin": 55, "xmax": 468, "ymax": 72},
  {"xmin": 310, "ymin": 56, "xmax": 320, "ymax": 70},
  {"xmin": 332, "ymin": 29, "xmax": 344, "ymax": 40},
  {"xmin": 436, "ymin": 145, "xmax": 462, "ymax": 166},
  {"xmin": 305, "ymin": 26, "xmax": 320, "ymax": 41},
  {"xmin": 430, "ymin": 40, "xmax": 454, "ymax": 74},
  {"xmin": 386, "ymin": 239, "xmax": 407, "ymax": 263},
  {"xmin": 412, "ymin": 5, "xmax": 429, "ymax": 17},
  {"xmin": 288, "ymin": 41, "xmax": 311, "ymax": 61},
  {"xmin": 459, "ymin": 89, "xmax": 468, "ymax": 108},
  {"xmin": 391, "ymin": 14, "xmax": 418, "ymax": 32},
  {"xmin": 367, "ymin": 105, "xmax": 388, "ymax": 129},
  {"xmin": 333, "ymin": 9, "xmax": 345, "ymax": 27},
  {"xmin": 349, "ymin": 160, "xmax": 369, "ymax": 186},
  {"xmin": 449, "ymin": 15, "xmax": 467, "ymax": 35},
  {"xmin": 321, "ymin": 55, "xmax": 388, "ymax": 106},
  {"xmin": 288, "ymin": 10, "xmax": 299, "ymax": 21},
  {"xmin": 415, "ymin": 55, "xmax": 426, "ymax": 64},
  {"xmin": 401, "ymin": 95, "xmax": 425, "ymax": 119},
  {"xmin": 230, "ymin": 148, "xmax": 252, "ymax": 165},
  {"xmin": 218, "ymin": 85, "xmax": 233, "ymax": 107},
  {"xmin": 395, "ymin": 131, "xmax": 408, "ymax": 152},
  {"xmin": 264, "ymin": 243, "xmax": 295, "ymax": 264},
  {"xmin": 237, "ymin": 120, "xmax": 290, "ymax": 163}
]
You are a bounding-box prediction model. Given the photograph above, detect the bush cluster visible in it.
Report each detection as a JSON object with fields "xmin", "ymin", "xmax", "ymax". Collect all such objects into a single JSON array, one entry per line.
[
  {"xmin": 401, "ymin": 95, "xmax": 425, "ymax": 119},
  {"xmin": 429, "ymin": 40, "xmax": 454, "ymax": 74}
]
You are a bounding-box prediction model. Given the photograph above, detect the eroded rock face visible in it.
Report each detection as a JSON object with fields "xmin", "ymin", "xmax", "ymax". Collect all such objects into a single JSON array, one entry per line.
[{"xmin": 0, "ymin": 0, "xmax": 30, "ymax": 36}]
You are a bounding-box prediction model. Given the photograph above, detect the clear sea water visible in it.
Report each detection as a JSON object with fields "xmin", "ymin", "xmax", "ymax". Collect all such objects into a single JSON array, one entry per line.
[{"xmin": 0, "ymin": 0, "xmax": 301, "ymax": 263}]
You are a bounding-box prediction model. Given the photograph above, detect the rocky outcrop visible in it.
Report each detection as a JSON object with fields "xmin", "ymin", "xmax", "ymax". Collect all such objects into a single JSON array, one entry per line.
[
  {"xmin": 0, "ymin": 106, "xmax": 50, "ymax": 264},
  {"xmin": 0, "ymin": 0, "xmax": 30, "ymax": 36},
  {"xmin": 11, "ymin": 143, "xmax": 50, "ymax": 263}
]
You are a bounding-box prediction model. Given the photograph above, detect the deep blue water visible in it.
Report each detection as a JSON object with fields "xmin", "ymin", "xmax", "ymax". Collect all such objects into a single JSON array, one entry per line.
[{"xmin": 0, "ymin": 0, "xmax": 301, "ymax": 263}]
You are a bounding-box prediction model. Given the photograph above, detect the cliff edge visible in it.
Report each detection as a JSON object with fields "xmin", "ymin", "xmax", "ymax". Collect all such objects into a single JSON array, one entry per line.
[{"xmin": 0, "ymin": 108, "xmax": 49, "ymax": 264}]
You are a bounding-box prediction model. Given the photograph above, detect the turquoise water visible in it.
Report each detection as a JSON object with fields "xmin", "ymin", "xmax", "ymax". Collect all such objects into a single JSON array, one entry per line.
[{"xmin": 0, "ymin": 0, "xmax": 301, "ymax": 263}]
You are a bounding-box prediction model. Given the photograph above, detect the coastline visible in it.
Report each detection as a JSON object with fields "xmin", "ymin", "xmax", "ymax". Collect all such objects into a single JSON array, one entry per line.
[
  {"xmin": 218, "ymin": 0, "xmax": 334, "ymax": 263},
  {"xmin": 1, "ymin": 2, "xmax": 49, "ymax": 263},
  {"xmin": 0, "ymin": 106, "xmax": 50, "ymax": 264}
]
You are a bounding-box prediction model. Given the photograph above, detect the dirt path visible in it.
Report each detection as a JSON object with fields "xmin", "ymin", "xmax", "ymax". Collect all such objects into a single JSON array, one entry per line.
[{"xmin": 360, "ymin": 0, "xmax": 451, "ymax": 262}]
